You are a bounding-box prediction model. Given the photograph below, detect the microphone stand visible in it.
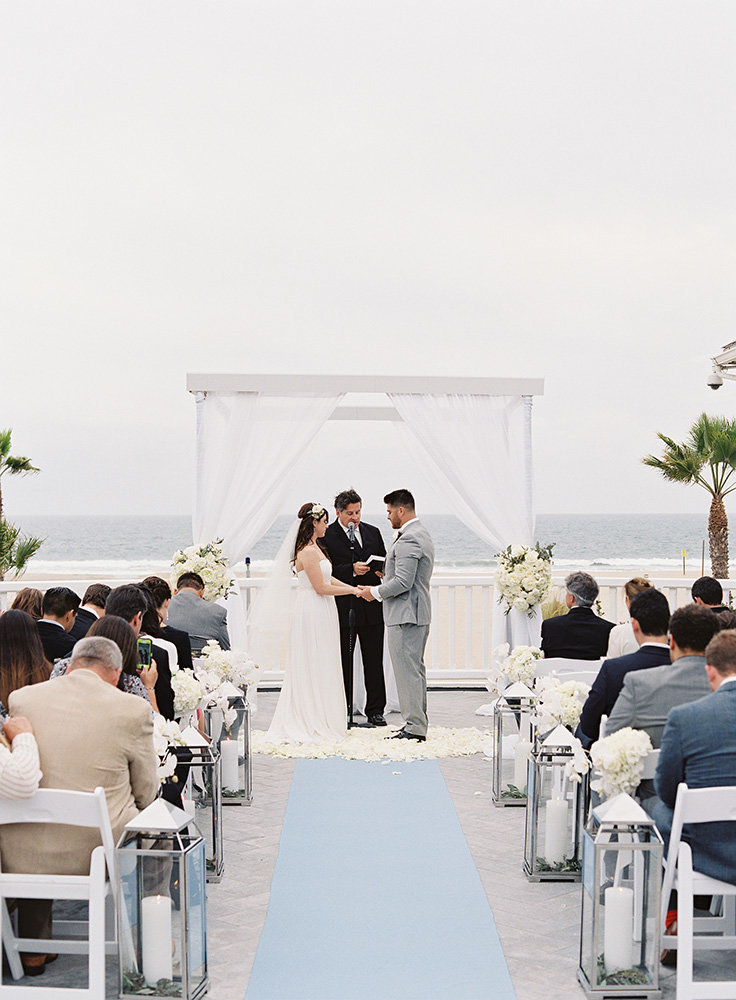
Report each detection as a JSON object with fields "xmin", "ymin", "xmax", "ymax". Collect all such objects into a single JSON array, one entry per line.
[{"xmin": 347, "ymin": 522, "xmax": 356, "ymax": 729}]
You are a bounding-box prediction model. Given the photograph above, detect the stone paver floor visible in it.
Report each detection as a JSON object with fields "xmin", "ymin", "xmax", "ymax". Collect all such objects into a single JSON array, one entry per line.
[{"xmin": 9, "ymin": 691, "xmax": 735, "ymax": 997}]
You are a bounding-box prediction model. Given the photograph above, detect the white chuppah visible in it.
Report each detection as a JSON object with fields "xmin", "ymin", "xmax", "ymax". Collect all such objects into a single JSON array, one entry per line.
[{"xmin": 186, "ymin": 374, "xmax": 545, "ymax": 695}]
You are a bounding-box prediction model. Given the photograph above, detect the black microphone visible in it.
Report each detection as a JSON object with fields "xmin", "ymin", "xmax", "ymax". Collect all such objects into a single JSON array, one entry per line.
[{"xmin": 347, "ymin": 522, "xmax": 355, "ymax": 544}]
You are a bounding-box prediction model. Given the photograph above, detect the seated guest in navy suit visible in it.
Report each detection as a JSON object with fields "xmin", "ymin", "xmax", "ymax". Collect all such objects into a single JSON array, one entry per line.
[
  {"xmin": 648, "ymin": 628, "xmax": 736, "ymax": 885},
  {"xmin": 68, "ymin": 583, "xmax": 111, "ymax": 641},
  {"xmin": 691, "ymin": 575, "xmax": 729, "ymax": 613},
  {"xmin": 576, "ymin": 588, "xmax": 671, "ymax": 748},
  {"xmin": 36, "ymin": 587, "xmax": 80, "ymax": 664},
  {"xmin": 541, "ymin": 571, "xmax": 615, "ymax": 661}
]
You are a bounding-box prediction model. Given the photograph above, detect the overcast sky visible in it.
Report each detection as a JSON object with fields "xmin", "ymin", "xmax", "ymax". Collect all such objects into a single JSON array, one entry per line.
[{"xmin": 2, "ymin": 1, "xmax": 735, "ymax": 521}]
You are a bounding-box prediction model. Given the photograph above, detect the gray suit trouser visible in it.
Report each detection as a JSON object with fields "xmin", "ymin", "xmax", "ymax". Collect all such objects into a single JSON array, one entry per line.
[{"xmin": 387, "ymin": 623, "xmax": 429, "ymax": 737}]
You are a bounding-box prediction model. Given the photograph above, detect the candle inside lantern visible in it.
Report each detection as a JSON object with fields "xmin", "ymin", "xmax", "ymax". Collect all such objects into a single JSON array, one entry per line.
[
  {"xmin": 141, "ymin": 894, "xmax": 173, "ymax": 985},
  {"xmin": 513, "ymin": 740, "xmax": 532, "ymax": 791},
  {"xmin": 603, "ymin": 886, "xmax": 634, "ymax": 975},
  {"xmin": 221, "ymin": 737, "xmax": 239, "ymax": 790},
  {"xmin": 543, "ymin": 797, "xmax": 568, "ymax": 864}
]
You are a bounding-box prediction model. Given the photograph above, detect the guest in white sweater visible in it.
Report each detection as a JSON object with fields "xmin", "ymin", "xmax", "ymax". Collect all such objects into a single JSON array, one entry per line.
[{"xmin": 0, "ymin": 715, "xmax": 42, "ymax": 799}]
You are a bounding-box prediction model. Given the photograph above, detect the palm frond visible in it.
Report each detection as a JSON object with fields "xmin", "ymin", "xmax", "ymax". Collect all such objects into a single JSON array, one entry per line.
[
  {"xmin": 3, "ymin": 455, "xmax": 39, "ymax": 476},
  {"xmin": 12, "ymin": 534, "xmax": 44, "ymax": 573}
]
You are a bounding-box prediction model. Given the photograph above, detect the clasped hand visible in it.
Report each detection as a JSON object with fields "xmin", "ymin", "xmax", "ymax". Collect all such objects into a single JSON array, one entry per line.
[{"xmin": 356, "ymin": 586, "xmax": 375, "ymax": 602}]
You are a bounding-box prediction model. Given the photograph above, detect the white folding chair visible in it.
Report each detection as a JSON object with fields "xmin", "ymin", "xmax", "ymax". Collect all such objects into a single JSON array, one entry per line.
[
  {"xmin": 0, "ymin": 786, "xmax": 117, "ymax": 998},
  {"xmin": 536, "ymin": 656, "xmax": 603, "ymax": 685},
  {"xmin": 659, "ymin": 783, "xmax": 736, "ymax": 1000}
]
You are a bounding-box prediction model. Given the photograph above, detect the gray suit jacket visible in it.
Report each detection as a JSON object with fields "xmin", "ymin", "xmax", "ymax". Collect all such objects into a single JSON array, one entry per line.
[
  {"xmin": 377, "ymin": 520, "xmax": 434, "ymax": 627},
  {"xmin": 607, "ymin": 654, "xmax": 711, "ymax": 748},
  {"xmin": 167, "ymin": 589, "xmax": 230, "ymax": 650}
]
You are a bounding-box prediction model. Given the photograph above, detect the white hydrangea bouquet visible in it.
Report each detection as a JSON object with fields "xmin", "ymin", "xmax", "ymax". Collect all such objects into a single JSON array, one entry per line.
[
  {"xmin": 495, "ymin": 541, "xmax": 554, "ymax": 617},
  {"xmin": 153, "ymin": 714, "xmax": 187, "ymax": 782},
  {"xmin": 171, "ymin": 667, "xmax": 206, "ymax": 718},
  {"xmin": 535, "ymin": 676, "xmax": 590, "ymax": 732},
  {"xmin": 590, "ymin": 727, "xmax": 653, "ymax": 798},
  {"xmin": 488, "ymin": 643, "xmax": 543, "ymax": 694},
  {"xmin": 170, "ymin": 538, "xmax": 236, "ymax": 602},
  {"xmin": 196, "ymin": 640, "xmax": 258, "ymax": 690}
]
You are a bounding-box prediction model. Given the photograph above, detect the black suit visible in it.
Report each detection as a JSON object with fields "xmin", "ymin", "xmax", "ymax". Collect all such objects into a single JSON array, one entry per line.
[
  {"xmin": 161, "ymin": 624, "xmax": 194, "ymax": 672},
  {"xmin": 150, "ymin": 643, "xmax": 175, "ymax": 720},
  {"xmin": 576, "ymin": 643, "xmax": 671, "ymax": 748},
  {"xmin": 36, "ymin": 620, "xmax": 76, "ymax": 663},
  {"xmin": 68, "ymin": 607, "xmax": 99, "ymax": 642},
  {"xmin": 541, "ymin": 606, "xmax": 615, "ymax": 661},
  {"xmin": 323, "ymin": 520, "xmax": 387, "ymax": 717}
]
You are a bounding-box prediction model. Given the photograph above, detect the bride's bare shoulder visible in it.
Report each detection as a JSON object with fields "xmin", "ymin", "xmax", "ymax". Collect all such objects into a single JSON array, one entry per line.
[{"xmin": 295, "ymin": 544, "xmax": 319, "ymax": 571}]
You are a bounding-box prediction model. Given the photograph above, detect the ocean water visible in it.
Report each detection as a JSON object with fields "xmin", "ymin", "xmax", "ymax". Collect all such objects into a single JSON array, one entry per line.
[{"xmin": 9, "ymin": 512, "xmax": 727, "ymax": 578}]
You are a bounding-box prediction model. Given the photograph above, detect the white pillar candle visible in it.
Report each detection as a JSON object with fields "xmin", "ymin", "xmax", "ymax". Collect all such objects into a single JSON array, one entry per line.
[
  {"xmin": 543, "ymin": 797, "xmax": 569, "ymax": 864},
  {"xmin": 141, "ymin": 895, "xmax": 173, "ymax": 985},
  {"xmin": 221, "ymin": 738, "xmax": 240, "ymax": 790},
  {"xmin": 513, "ymin": 740, "xmax": 532, "ymax": 791},
  {"xmin": 603, "ymin": 886, "xmax": 634, "ymax": 975}
]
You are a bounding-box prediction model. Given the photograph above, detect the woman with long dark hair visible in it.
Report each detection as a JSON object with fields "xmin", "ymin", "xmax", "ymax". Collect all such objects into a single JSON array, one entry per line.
[
  {"xmin": 0, "ymin": 610, "xmax": 50, "ymax": 712},
  {"xmin": 261, "ymin": 502, "xmax": 361, "ymax": 743}
]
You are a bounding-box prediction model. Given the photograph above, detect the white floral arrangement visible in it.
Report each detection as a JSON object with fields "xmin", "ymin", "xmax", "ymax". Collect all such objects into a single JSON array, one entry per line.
[
  {"xmin": 590, "ymin": 727, "xmax": 654, "ymax": 798},
  {"xmin": 170, "ymin": 538, "xmax": 235, "ymax": 603},
  {"xmin": 171, "ymin": 667, "xmax": 206, "ymax": 716},
  {"xmin": 495, "ymin": 542, "xmax": 554, "ymax": 617},
  {"xmin": 535, "ymin": 677, "xmax": 590, "ymax": 731},
  {"xmin": 197, "ymin": 640, "xmax": 258, "ymax": 690},
  {"xmin": 488, "ymin": 643, "xmax": 543, "ymax": 694},
  {"xmin": 153, "ymin": 714, "xmax": 186, "ymax": 782}
]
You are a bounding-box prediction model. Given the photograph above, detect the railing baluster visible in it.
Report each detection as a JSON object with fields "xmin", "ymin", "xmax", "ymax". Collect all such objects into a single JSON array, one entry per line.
[
  {"xmin": 448, "ymin": 586, "xmax": 456, "ymax": 672},
  {"xmin": 465, "ymin": 586, "xmax": 473, "ymax": 671}
]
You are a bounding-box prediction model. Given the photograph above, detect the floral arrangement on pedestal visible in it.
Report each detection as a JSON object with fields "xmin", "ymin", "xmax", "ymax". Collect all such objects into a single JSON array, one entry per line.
[
  {"xmin": 590, "ymin": 727, "xmax": 654, "ymax": 798},
  {"xmin": 171, "ymin": 641, "xmax": 258, "ymax": 725},
  {"xmin": 534, "ymin": 676, "xmax": 591, "ymax": 732},
  {"xmin": 494, "ymin": 542, "xmax": 554, "ymax": 617},
  {"xmin": 488, "ymin": 643, "xmax": 543, "ymax": 694},
  {"xmin": 153, "ymin": 715, "xmax": 186, "ymax": 782},
  {"xmin": 170, "ymin": 538, "xmax": 235, "ymax": 602}
]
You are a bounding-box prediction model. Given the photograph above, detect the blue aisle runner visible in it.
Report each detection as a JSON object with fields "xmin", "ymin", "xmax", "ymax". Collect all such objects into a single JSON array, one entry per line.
[{"xmin": 245, "ymin": 758, "xmax": 517, "ymax": 1000}]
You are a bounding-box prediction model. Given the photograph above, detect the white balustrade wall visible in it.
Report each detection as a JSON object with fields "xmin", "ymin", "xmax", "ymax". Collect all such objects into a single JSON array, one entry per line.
[{"xmin": 3, "ymin": 575, "xmax": 735, "ymax": 686}]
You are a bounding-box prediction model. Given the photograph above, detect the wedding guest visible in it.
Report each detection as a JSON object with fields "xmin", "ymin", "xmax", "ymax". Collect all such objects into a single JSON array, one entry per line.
[
  {"xmin": 576, "ymin": 589, "xmax": 670, "ymax": 748},
  {"xmin": 140, "ymin": 576, "xmax": 194, "ymax": 671},
  {"xmin": 0, "ymin": 715, "xmax": 42, "ymax": 800},
  {"xmin": 541, "ymin": 571, "xmax": 615, "ymax": 660},
  {"xmin": 10, "ymin": 588, "xmax": 43, "ymax": 620},
  {"xmin": 691, "ymin": 575, "xmax": 729, "ymax": 613},
  {"xmin": 36, "ymin": 587, "xmax": 80, "ymax": 663},
  {"xmin": 106, "ymin": 585, "xmax": 174, "ymax": 719},
  {"xmin": 68, "ymin": 583, "xmax": 111, "ymax": 641},
  {"xmin": 606, "ymin": 577, "xmax": 653, "ymax": 658},
  {"xmin": 717, "ymin": 609, "xmax": 736, "ymax": 631},
  {"xmin": 0, "ymin": 610, "xmax": 51, "ymax": 715},
  {"xmin": 648, "ymin": 628, "xmax": 736, "ymax": 879},
  {"xmin": 2, "ymin": 636, "xmax": 158, "ymax": 975},
  {"xmin": 50, "ymin": 615, "xmax": 159, "ymax": 712},
  {"xmin": 137, "ymin": 581, "xmax": 179, "ymax": 673},
  {"xmin": 168, "ymin": 572, "xmax": 230, "ymax": 653}
]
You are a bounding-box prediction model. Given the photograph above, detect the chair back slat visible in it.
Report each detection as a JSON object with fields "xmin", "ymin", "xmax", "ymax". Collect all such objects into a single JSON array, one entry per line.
[
  {"xmin": 676, "ymin": 784, "xmax": 736, "ymax": 825},
  {"xmin": 641, "ymin": 748, "xmax": 660, "ymax": 780}
]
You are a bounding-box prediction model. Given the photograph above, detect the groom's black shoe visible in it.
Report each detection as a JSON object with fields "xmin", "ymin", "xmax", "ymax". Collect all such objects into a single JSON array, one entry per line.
[
  {"xmin": 390, "ymin": 729, "xmax": 426, "ymax": 742},
  {"xmin": 367, "ymin": 714, "xmax": 387, "ymax": 727}
]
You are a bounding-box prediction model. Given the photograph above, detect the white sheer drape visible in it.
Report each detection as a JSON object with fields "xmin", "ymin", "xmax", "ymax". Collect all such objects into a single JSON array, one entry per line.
[
  {"xmin": 387, "ymin": 393, "xmax": 540, "ymax": 648},
  {"xmin": 193, "ymin": 391, "xmax": 344, "ymax": 651}
]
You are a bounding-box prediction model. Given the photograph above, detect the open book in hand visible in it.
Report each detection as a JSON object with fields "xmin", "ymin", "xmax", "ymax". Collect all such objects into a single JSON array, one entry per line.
[{"xmin": 366, "ymin": 555, "xmax": 385, "ymax": 569}]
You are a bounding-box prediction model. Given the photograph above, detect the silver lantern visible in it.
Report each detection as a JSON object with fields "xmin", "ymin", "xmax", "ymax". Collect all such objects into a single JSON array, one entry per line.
[
  {"xmin": 578, "ymin": 793, "xmax": 663, "ymax": 998},
  {"xmin": 117, "ymin": 799, "xmax": 208, "ymax": 999},
  {"xmin": 203, "ymin": 684, "xmax": 252, "ymax": 805},
  {"xmin": 491, "ymin": 681, "xmax": 536, "ymax": 807},
  {"xmin": 523, "ymin": 724, "xmax": 590, "ymax": 881}
]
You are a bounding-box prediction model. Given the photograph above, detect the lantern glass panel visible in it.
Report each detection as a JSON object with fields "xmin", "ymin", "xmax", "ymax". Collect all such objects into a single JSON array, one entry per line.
[
  {"xmin": 492, "ymin": 697, "xmax": 533, "ymax": 805},
  {"xmin": 118, "ymin": 831, "xmax": 207, "ymax": 999},
  {"xmin": 187, "ymin": 748, "xmax": 223, "ymax": 881},
  {"xmin": 524, "ymin": 746, "xmax": 588, "ymax": 880},
  {"xmin": 204, "ymin": 696, "xmax": 252, "ymax": 804}
]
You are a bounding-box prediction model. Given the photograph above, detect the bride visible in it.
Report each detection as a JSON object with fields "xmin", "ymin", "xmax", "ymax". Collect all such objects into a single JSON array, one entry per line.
[{"xmin": 256, "ymin": 502, "xmax": 362, "ymax": 744}]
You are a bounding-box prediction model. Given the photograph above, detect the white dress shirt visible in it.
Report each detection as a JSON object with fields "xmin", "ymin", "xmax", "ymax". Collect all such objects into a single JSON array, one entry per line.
[{"xmin": 340, "ymin": 521, "xmax": 363, "ymax": 549}]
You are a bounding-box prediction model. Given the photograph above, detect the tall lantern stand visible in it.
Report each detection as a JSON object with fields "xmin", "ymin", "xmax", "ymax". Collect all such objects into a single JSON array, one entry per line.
[
  {"xmin": 524, "ymin": 725, "xmax": 590, "ymax": 881},
  {"xmin": 117, "ymin": 799, "xmax": 208, "ymax": 1000},
  {"xmin": 491, "ymin": 682, "xmax": 535, "ymax": 807},
  {"xmin": 203, "ymin": 683, "xmax": 252, "ymax": 805},
  {"xmin": 176, "ymin": 732, "xmax": 224, "ymax": 883},
  {"xmin": 578, "ymin": 793, "xmax": 663, "ymax": 998}
]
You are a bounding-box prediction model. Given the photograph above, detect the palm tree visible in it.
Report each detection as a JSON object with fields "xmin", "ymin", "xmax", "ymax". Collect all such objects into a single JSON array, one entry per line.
[
  {"xmin": 643, "ymin": 413, "xmax": 736, "ymax": 579},
  {"xmin": 0, "ymin": 429, "xmax": 43, "ymax": 580}
]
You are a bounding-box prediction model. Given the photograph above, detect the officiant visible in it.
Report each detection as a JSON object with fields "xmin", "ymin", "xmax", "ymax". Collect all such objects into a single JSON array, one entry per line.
[{"xmin": 324, "ymin": 489, "xmax": 387, "ymax": 726}]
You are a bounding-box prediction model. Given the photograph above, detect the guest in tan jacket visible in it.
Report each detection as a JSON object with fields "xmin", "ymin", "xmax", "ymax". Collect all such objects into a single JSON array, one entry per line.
[{"xmin": 1, "ymin": 635, "xmax": 158, "ymax": 976}]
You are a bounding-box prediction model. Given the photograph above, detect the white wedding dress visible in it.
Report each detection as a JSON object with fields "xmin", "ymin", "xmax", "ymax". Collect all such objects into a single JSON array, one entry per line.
[{"xmin": 266, "ymin": 559, "xmax": 348, "ymax": 743}]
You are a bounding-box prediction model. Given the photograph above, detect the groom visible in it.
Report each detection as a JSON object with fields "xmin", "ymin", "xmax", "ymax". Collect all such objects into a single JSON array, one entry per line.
[{"xmin": 359, "ymin": 489, "xmax": 434, "ymax": 741}]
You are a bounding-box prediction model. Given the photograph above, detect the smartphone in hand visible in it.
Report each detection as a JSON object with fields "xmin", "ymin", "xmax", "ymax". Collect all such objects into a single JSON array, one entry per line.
[{"xmin": 136, "ymin": 637, "xmax": 153, "ymax": 671}]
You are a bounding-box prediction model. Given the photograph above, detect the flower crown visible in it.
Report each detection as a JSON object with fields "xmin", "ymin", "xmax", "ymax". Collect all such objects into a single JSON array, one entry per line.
[{"xmin": 305, "ymin": 503, "xmax": 326, "ymax": 520}]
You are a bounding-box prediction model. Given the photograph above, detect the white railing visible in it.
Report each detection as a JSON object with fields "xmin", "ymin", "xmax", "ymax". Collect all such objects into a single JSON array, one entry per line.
[{"xmin": 2, "ymin": 574, "xmax": 734, "ymax": 686}]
